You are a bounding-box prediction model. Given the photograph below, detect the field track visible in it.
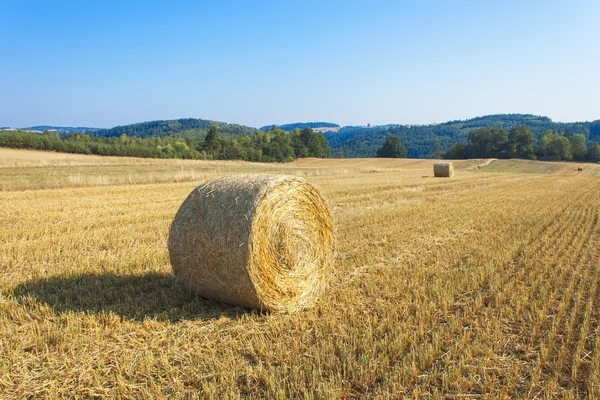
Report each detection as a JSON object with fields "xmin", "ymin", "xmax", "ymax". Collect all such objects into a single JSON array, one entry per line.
[{"xmin": 1, "ymin": 150, "xmax": 600, "ymax": 398}]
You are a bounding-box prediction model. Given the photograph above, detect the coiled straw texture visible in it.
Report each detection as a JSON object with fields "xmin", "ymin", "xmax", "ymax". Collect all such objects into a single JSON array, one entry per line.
[{"xmin": 168, "ymin": 174, "xmax": 335, "ymax": 312}]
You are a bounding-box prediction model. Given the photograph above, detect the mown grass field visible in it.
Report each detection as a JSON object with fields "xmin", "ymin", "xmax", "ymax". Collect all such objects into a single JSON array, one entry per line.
[{"xmin": 1, "ymin": 148, "xmax": 600, "ymax": 399}]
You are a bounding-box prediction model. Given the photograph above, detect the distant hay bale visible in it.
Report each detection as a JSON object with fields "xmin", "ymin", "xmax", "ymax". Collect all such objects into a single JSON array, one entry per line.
[
  {"xmin": 434, "ymin": 162, "xmax": 454, "ymax": 178},
  {"xmin": 168, "ymin": 175, "xmax": 335, "ymax": 312}
]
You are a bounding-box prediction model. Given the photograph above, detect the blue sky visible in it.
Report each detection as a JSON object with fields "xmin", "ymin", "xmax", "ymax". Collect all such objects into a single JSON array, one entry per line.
[{"xmin": 1, "ymin": 0, "xmax": 599, "ymax": 128}]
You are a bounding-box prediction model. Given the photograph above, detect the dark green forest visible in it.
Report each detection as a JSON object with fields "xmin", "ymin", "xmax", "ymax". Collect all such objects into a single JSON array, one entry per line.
[
  {"xmin": 325, "ymin": 114, "xmax": 600, "ymax": 159},
  {"xmin": 94, "ymin": 118, "xmax": 258, "ymax": 141},
  {"xmin": 0, "ymin": 126, "xmax": 330, "ymax": 163},
  {"xmin": 22, "ymin": 119, "xmax": 257, "ymax": 138}
]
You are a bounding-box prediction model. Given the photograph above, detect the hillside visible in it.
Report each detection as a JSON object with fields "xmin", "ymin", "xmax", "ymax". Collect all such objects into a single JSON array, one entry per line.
[
  {"xmin": 93, "ymin": 118, "xmax": 257, "ymax": 140},
  {"xmin": 326, "ymin": 114, "xmax": 600, "ymax": 158}
]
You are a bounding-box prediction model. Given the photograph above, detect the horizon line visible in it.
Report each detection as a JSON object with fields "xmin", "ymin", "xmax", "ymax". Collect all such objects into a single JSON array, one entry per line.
[{"xmin": 5, "ymin": 112, "xmax": 600, "ymax": 131}]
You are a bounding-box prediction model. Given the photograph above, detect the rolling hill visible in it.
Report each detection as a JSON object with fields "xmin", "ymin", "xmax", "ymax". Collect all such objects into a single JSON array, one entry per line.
[{"xmin": 92, "ymin": 118, "xmax": 257, "ymax": 140}]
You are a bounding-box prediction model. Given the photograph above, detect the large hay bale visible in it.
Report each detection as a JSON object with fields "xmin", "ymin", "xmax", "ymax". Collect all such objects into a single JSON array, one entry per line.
[
  {"xmin": 434, "ymin": 162, "xmax": 454, "ymax": 178},
  {"xmin": 168, "ymin": 175, "xmax": 335, "ymax": 312}
]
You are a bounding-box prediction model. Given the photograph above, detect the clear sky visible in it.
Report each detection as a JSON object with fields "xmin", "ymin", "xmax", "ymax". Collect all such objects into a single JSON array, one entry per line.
[{"xmin": 1, "ymin": 0, "xmax": 599, "ymax": 128}]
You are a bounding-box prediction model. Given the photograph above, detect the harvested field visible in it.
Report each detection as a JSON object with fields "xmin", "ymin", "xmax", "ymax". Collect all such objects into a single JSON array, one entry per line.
[
  {"xmin": 290, "ymin": 156, "xmax": 491, "ymax": 171},
  {"xmin": 2, "ymin": 150, "xmax": 600, "ymax": 398},
  {"xmin": 475, "ymin": 159, "xmax": 600, "ymax": 176}
]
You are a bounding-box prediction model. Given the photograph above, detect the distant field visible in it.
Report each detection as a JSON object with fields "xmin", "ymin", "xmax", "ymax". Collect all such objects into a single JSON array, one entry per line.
[
  {"xmin": 0, "ymin": 149, "xmax": 353, "ymax": 191},
  {"xmin": 313, "ymin": 127, "xmax": 341, "ymax": 133},
  {"xmin": 2, "ymin": 149, "xmax": 600, "ymax": 398},
  {"xmin": 0, "ymin": 149, "xmax": 495, "ymax": 191},
  {"xmin": 291, "ymin": 157, "xmax": 493, "ymax": 170}
]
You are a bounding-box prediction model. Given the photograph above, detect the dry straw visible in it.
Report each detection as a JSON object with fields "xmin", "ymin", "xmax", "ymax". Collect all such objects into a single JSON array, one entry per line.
[
  {"xmin": 434, "ymin": 162, "xmax": 454, "ymax": 178},
  {"xmin": 168, "ymin": 174, "xmax": 335, "ymax": 312}
]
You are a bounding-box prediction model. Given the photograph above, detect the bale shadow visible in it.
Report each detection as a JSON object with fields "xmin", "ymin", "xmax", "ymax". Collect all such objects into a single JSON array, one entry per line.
[{"xmin": 12, "ymin": 273, "xmax": 253, "ymax": 322}]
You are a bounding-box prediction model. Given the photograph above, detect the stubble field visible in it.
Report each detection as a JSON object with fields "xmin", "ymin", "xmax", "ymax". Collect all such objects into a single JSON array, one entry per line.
[{"xmin": 1, "ymin": 148, "xmax": 600, "ymax": 399}]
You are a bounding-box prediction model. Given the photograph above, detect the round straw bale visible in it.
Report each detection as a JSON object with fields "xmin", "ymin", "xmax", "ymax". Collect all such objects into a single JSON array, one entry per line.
[
  {"xmin": 434, "ymin": 162, "xmax": 454, "ymax": 178},
  {"xmin": 168, "ymin": 174, "xmax": 335, "ymax": 312}
]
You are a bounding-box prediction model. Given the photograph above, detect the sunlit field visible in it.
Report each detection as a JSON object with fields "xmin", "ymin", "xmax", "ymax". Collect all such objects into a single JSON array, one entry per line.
[{"xmin": 1, "ymin": 149, "xmax": 600, "ymax": 398}]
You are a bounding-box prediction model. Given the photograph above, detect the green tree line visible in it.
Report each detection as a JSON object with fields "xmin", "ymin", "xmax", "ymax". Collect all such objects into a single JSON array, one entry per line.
[
  {"xmin": 325, "ymin": 114, "xmax": 600, "ymax": 159},
  {"xmin": 443, "ymin": 125, "xmax": 600, "ymax": 162},
  {"xmin": 0, "ymin": 126, "xmax": 331, "ymax": 162}
]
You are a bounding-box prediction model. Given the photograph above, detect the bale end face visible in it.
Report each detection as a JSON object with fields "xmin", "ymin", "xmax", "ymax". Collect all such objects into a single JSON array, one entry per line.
[{"xmin": 434, "ymin": 162, "xmax": 454, "ymax": 178}]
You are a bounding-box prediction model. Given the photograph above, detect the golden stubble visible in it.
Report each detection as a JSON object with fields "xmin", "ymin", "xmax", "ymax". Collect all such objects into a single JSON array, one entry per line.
[{"xmin": 2, "ymin": 150, "xmax": 600, "ymax": 398}]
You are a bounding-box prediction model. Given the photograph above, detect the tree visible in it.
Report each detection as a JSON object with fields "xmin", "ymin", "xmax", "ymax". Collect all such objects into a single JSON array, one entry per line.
[
  {"xmin": 219, "ymin": 138, "xmax": 246, "ymax": 160},
  {"xmin": 546, "ymin": 135, "xmax": 573, "ymax": 160},
  {"xmin": 590, "ymin": 121, "xmax": 600, "ymax": 142},
  {"xmin": 290, "ymin": 128, "xmax": 308, "ymax": 158},
  {"xmin": 289, "ymin": 127, "xmax": 331, "ymax": 158},
  {"xmin": 587, "ymin": 143, "xmax": 600, "ymax": 162},
  {"xmin": 467, "ymin": 126, "xmax": 508, "ymax": 158},
  {"xmin": 433, "ymin": 140, "xmax": 442, "ymax": 159},
  {"xmin": 376, "ymin": 135, "xmax": 406, "ymax": 158},
  {"xmin": 160, "ymin": 144, "xmax": 176, "ymax": 158},
  {"xmin": 251, "ymin": 130, "xmax": 270, "ymax": 152},
  {"xmin": 315, "ymin": 133, "xmax": 331, "ymax": 158},
  {"xmin": 172, "ymin": 140, "xmax": 190, "ymax": 154},
  {"xmin": 202, "ymin": 126, "xmax": 221, "ymax": 159},
  {"xmin": 264, "ymin": 130, "xmax": 295, "ymax": 162},
  {"xmin": 508, "ymin": 125, "xmax": 536, "ymax": 159},
  {"xmin": 300, "ymin": 128, "xmax": 321, "ymax": 157},
  {"xmin": 536, "ymin": 130, "xmax": 554, "ymax": 157},
  {"xmin": 535, "ymin": 130, "xmax": 574, "ymax": 160},
  {"xmin": 569, "ymin": 134, "xmax": 587, "ymax": 161},
  {"xmin": 443, "ymin": 143, "xmax": 468, "ymax": 159}
]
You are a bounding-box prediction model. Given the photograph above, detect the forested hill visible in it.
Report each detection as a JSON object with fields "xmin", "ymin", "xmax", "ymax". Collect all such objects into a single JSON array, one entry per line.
[
  {"xmin": 93, "ymin": 118, "xmax": 257, "ymax": 140},
  {"xmin": 326, "ymin": 114, "xmax": 600, "ymax": 158},
  {"xmin": 259, "ymin": 122, "xmax": 339, "ymax": 131}
]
